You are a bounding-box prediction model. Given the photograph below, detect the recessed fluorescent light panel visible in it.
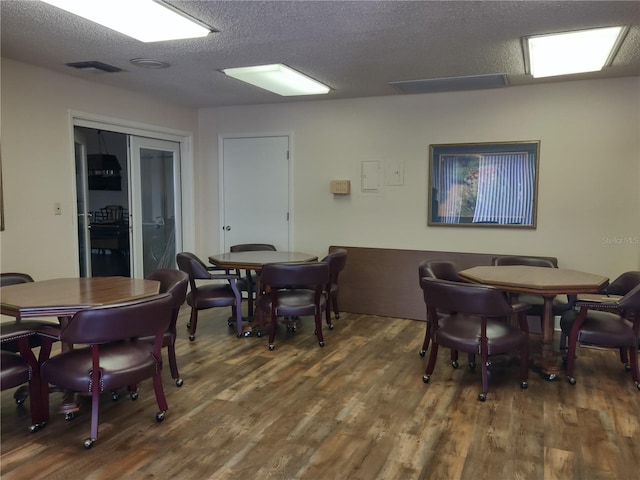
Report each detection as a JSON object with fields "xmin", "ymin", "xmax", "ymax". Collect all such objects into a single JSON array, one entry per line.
[
  {"xmin": 41, "ymin": 0, "xmax": 211, "ymax": 42},
  {"xmin": 524, "ymin": 26, "xmax": 627, "ymax": 78},
  {"xmin": 222, "ymin": 64, "xmax": 330, "ymax": 96}
]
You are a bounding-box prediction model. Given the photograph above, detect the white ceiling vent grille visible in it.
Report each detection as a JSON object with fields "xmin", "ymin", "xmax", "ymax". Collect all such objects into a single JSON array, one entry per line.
[{"xmin": 389, "ymin": 74, "xmax": 508, "ymax": 94}]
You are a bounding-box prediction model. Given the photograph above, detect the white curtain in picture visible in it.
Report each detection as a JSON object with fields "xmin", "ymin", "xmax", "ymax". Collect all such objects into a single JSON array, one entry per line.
[
  {"xmin": 438, "ymin": 157, "xmax": 462, "ymax": 223},
  {"xmin": 472, "ymin": 153, "xmax": 534, "ymax": 225}
]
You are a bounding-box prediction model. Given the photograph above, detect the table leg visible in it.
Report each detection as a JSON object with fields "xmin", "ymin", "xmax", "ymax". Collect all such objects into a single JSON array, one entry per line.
[{"xmin": 540, "ymin": 295, "xmax": 562, "ymax": 380}]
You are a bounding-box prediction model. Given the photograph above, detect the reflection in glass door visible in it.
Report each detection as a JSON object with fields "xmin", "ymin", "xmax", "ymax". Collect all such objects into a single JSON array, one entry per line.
[{"xmin": 129, "ymin": 137, "xmax": 182, "ymax": 278}]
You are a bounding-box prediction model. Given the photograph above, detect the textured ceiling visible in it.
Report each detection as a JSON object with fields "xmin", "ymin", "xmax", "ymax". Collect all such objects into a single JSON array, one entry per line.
[{"xmin": 1, "ymin": 0, "xmax": 639, "ymax": 108}]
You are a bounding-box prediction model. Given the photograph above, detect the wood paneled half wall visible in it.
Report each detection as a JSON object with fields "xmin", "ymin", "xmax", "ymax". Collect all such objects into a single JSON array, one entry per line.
[{"xmin": 329, "ymin": 246, "xmax": 558, "ymax": 321}]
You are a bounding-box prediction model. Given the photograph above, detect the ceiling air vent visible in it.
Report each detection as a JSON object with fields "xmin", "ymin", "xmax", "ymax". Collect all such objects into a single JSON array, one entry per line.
[
  {"xmin": 389, "ymin": 73, "xmax": 508, "ymax": 94},
  {"xmin": 66, "ymin": 61, "xmax": 122, "ymax": 73}
]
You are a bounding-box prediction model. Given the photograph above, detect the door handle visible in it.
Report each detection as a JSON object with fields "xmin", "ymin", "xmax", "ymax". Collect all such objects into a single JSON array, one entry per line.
[{"xmin": 224, "ymin": 225, "xmax": 231, "ymax": 231}]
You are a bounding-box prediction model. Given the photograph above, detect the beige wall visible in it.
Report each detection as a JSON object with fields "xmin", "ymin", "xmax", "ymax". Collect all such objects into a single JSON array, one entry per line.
[
  {"xmin": 199, "ymin": 77, "xmax": 640, "ymax": 280},
  {"xmin": 1, "ymin": 57, "xmax": 638, "ymax": 283},
  {"xmin": 0, "ymin": 59, "xmax": 198, "ymax": 279}
]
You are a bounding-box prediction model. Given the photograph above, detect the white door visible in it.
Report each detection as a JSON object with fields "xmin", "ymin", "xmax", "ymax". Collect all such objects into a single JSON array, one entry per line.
[
  {"xmin": 221, "ymin": 136, "xmax": 290, "ymax": 251},
  {"xmin": 129, "ymin": 136, "xmax": 182, "ymax": 277}
]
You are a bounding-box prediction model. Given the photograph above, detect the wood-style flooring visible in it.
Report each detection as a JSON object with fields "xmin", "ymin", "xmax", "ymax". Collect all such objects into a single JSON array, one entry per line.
[{"xmin": 1, "ymin": 305, "xmax": 639, "ymax": 480}]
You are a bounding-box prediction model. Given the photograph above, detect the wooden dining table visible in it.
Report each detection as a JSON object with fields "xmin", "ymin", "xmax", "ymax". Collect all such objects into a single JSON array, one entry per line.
[
  {"xmin": 1, "ymin": 276, "xmax": 160, "ymax": 415},
  {"xmin": 458, "ymin": 265, "xmax": 609, "ymax": 380},
  {"xmin": 208, "ymin": 250, "xmax": 319, "ymax": 334}
]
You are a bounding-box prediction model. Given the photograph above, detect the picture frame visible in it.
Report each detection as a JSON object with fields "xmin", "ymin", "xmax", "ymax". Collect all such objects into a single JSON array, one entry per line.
[{"xmin": 428, "ymin": 141, "xmax": 540, "ymax": 228}]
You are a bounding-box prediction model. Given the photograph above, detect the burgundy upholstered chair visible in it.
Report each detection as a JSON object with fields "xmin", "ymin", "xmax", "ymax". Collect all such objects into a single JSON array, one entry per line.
[
  {"xmin": 492, "ymin": 255, "xmax": 573, "ymax": 332},
  {"xmin": 256, "ymin": 262, "xmax": 329, "ymax": 351},
  {"xmin": 230, "ymin": 243, "xmax": 277, "ymax": 317},
  {"xmin": 420, "ymin": 277, "xmax": 530, "ymax": 401},
  {"xmin": 321, "ymin": 248, "xmax": 347, "ymax": 327},
  {"xmin": 560, "ymin": 273, "xmax": 640, "ymax": 389},
  {"xmin": 0, "ymin": 272, "xmax": 61, "ymax": 404},
  {"xmin": 139, "ymin": 269, "xmax": 189, "ymax": 387},
  {"xmin": 417, "ymin": 260, "xmax": 467, "ymax": 359},
  {"xmin": 176, "ymin": 252, "xmax": 243, "ymax": 340},
  {"xmin": 40, "ymin": 293, "xmax": 173, "ymax": 448},
  {"xmin": 1, "ymin": 330, "xmax": 49, "ymax": 432}
]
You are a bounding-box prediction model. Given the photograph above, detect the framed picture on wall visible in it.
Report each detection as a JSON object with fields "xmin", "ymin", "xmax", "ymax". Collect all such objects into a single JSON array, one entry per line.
[{"xmin": 428, "ymin": 141, "xmax": 540, "ymax": 228}]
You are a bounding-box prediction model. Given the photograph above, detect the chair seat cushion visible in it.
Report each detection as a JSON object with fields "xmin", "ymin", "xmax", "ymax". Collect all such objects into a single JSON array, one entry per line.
[
  {"xmin": 1, "ymin": 321, "xmax": 61, "ymax": 351},
  {"xmin": 187, "ymin": 284, "xmax": 237, "ymax": 309},
  {"xmin": 0, "ymin": 350, "xmax": 31, "ymax": 390},
  {"xmin": 434, "ymin": 315, "xmax": 527, "ymax": 355},
  {"xmin": 560, "ymin": 310, "xmax": 636, "ymax": 347},
  {"xmin": 42, "ymin": 341, "xmax": 160, "ymax": 392},
  {"xmin": 258, "ymin": 289, "xmax": 326, "ymax": 317}
]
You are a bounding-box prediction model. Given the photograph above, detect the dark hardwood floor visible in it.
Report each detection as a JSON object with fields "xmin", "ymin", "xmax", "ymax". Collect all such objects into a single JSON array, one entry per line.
[{"xmin": 1, "ymin": 304, "xmax": 639, "ymax": 479}]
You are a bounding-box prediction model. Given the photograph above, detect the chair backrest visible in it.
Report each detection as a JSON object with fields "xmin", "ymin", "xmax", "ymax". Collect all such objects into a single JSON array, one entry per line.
[
  {"xmin": 230, "ymin": 243, "xmax": 277, "ymax": 252},
  {"xmin": 176, "ymin": 252, "xmax": 211, "ymax": 284},
  {"xmin": 59, "ymin": 293, "xmax": 173, "ymax": 345},
  {"xmin": 0, "ymin": 273, "xmax": 34, "ymax": 287},
  {"xmin": 492, "ymin": 255, "xmax": 557, "ymax": 268},
  {"xmin": 322, "ymin": 248, "xmax": 347, "ymax": 284},
  {"xmin": 420, "ymin": 277, "xmax": 515, "ymax": 317},
  {"xmin": 617, "ymin": 283, "xmax": 640, "ymax": 321},
  {"xmin": 146, "ymin": 268, "xmax": 189, "ymax": 313},
  {"xmin": 606, "ymin": 271, "xmax": 640, "ymax": 296},
  {"xmin": 260, "ymin": 262, "xmax": 329, "ymax": 289},
  {"xmin": 418, "ymin": 260, "xmax": 462, "ymax": 283}
]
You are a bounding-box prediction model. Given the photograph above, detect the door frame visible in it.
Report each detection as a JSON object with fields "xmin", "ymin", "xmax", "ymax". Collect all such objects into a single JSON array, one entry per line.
[
  {"xmin": 69, "ymin": 110, "xmax": 196, "ymax": 276},
  {"xmin": 218, "ymin": 133, "xmax": 294, "ymax": 251}
]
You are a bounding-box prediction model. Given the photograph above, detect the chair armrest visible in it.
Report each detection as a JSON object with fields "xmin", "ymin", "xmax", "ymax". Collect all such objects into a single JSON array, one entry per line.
[{"xmin": 510, "ymin": 302, "xmax": 531, "ymax": 314}]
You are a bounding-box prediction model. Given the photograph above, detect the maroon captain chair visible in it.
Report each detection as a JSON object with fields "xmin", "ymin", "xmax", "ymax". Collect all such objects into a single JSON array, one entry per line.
[
  {"xmin": 321, "ymin": 248, "xmax": 347, "ymax": 327},
  {"xmin": 560, "ymin": 273, "xmax": 640, "ymax": 390},
  {"xmin": 230, "ymin": 243, "xmax": 277, "ymax": 317},
  {"xmin": 40, "ymin": 293, "xmax": 173, "ymax": 448},
  {"xmin": 256, "ymin": 261, "xmax": 329, "ymax": 351},
  {"xmin": 420, "ymin": 277, "xmax": 530, "ymax": 402},
  {"xmin": 176, "ymin": 252, "xmax": 243, "ymax": 340}
]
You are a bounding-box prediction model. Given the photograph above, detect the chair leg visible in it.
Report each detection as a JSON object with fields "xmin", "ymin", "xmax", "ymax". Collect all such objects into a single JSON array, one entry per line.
[
  {"xmin": 479, "ymin": 349, "xmax": 489, "ymax": 402},
  {"xmin": 619, "ymin": 347, "xmax": 630, "ymax": 369},
  {"xmin": 315, "ymin": 310, "xmax": 325, "ymax": 347},
  {"xmin": 234, "ymin": 299, "xmax": 243, "ymax": 338},
  {"xmin": 628, "ymin": 347, "xmax": 640, "ymax": 389},
  {"xmin": 332, "ymin": 292, "xmax": 340, "ymax": 320},
  {"xmin": 566, "ymin": 333, "xmax": 579, "ymax": 384},
  {"xmin": 268, "ymin": 313, "xmax": 278, "ymax": 351},
  {"xmin": 152, "ymin": 371, "xmax": 169, "ymax": 419},
  {"xmin": 520, "ymin": 341, "xmax": 529, "ymax": 389},
  {"xmin": 450, "ymin": 349, "xmax": 459, "ymax": 368},
  {"xmin": 188, "ymin": 307, "xmax": 198, "ymax": 341},
  {"xmin": 166, "ymin": 340, "xmax": 182, "ymax": 386},
  {"xmin": 419, "ymin": 321, "xmax": 431, "ymax": 357},
  {"xmin": 423, "ymin": 342, "xmax": 439, "ymax": 383}
]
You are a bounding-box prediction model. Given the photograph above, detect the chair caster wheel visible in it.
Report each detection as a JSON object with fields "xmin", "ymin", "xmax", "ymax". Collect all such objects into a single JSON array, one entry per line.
[
  {"xmin": 186, "ymin": 323, "xmax": 191, "ymax": 329},
  {"xmin": 422, "ymin": 375, "xmax": 430, "ymax": 384},
  {"xmin": 65, "ymin": 412, "xmax": 75, "ymax": 422},
  {"xmin": 175, "ymin": 378, "xmax": 184, "ymax": 387},
  {"xmin": 189, "ymin": 335, "xmax": 195, "ymax": 341},
  {"xmin": 156, "ymin": 411, "xmax": 165, "ymax": 422},
  {"xmin": 256, "ymin": 331, "xmax": 262, "ymax": 337},
  {"xmin": 469, "ymin": 363, "xmax": 476, "ymax": 370},
  {"xmin": 545, "ymin": 373, "xmax": 557, "ymax": 381},
  {"xmin": 568, "ymin": 376, "xmax": 576, "ymax": 385},
  {"xmin": 328, "ymin": 324, "xmax": 334, "ymax": 330},
  {"xmin": 29, "ymin": 422, "xmax": 46, "ymax": 433},
  {"xmin": 83, "ymin": 438, "xmax": 95, "ymax": 449},
  {"xmin": 243, "ymin": 331, "xmax": 252, "ymax": 337},
  {"xmin": 112, "ymin": 393, "xmax": 120, "ymax": 401},
  {"xmin": 452, "ymin": 361, "xmax": 459, "ymax": 369},
  {"xmin": 478, "ymin": 393, "xmax": 487, "ymax": 402},
  {"xmin": 268, "ymin": 344, "xmax": 275, "ymax": 351},
  {"xmin": 227, "ymin": 320, "xmax": 234, "ymax": 327},
  {"xmin": 520, "ymin": 381, "xmax": 528, "ymax": 390},
  {"xmin": 624, "ymin": 363, "xmax": 631, "ymax": 372},
  {"xmin": 130, "ymin": 392, "xmax": 139, "ymax": 401},
  {"xmin": 335, "ymin": 314, "xmax": 340, "ymax": 320},
  {"xmin": 319, "ymin": 341, "xmax": 325, "ymax": 347},
  {"xmin": 419, "ymin": 350, "xmax": 426, "ymax": 357},
  {"xmin": 636, "ymin": 382, "xmax": 640, "ymax": 391}
]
